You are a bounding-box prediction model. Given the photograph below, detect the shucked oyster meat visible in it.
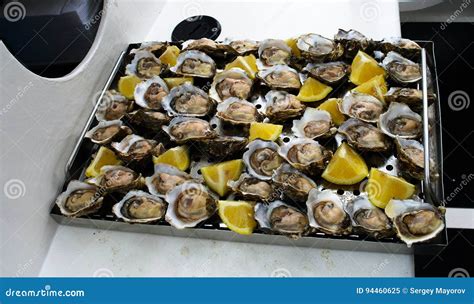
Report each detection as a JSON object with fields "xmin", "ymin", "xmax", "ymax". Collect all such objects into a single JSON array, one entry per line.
[
  {"xmin": 55, "ymin": 181, "xmax": 103, "ymax": 217},
  {"xmin": 382, "ymin": 51, "xmax": 421, "ymax": 84},
  {"xmin": 264, "ymin": 90, "xmax": 305, "ymax": 122},
  {"xmin": 255, "ymin": 201, "xmax": 309, "ymax": 238},
  {"xmin": 345, "ymin": 195, "xmax": 392, "ymax": 238},
  {"xmin": 258, "ymin": 39, "xmax": 292, "ymax": 66},
  {"xmin": 95, "ymin": 90, "xmax": 132, "ymax": 121},
  {"xmin": 379, "ymin": 102, "xmax": 422, "ymax": 139},
  {"xmin": 272, "ymin": 164, "xmax": 316, "ymax": 202},
  {"xmin": 395, "ymin": 138, "xmax": 424, "ymax": 180},
  {"xmin": 146, "ymin": 164, "xmax": 194, "ymax": 198},
  {"xmin": 339, "ymin": 91, "xmax": 385, "ymax": 123},
  {"xmin": 216, "ymin": 97, "xmax": 262, "ymax": 125},
  {"xmin": 278, "ymin": 138, "xmax": 332, "ymax": 174},
  {"xmin": 165, "ymin": 182, "xmax": 217, "ymax": 229},
  {"xmin": 228, "ymin": 173, "xmax": 278, "ymax": 202},
  {"xmin": 126, "ymin": 50, "xmax": 166, "ymax": 78},
  {"xmin": 306, "ymin": 189, "xmax": 351, "ymax": 235},
  {"xmin": 85, "ymin": 120, "xmax": 132, "ymax": 145},
  {"xmin": 162, "ymin": 83, "xmax": 214, "ymax": 117},
  {"xmin": 243, "ymin": 140, "xmax": 283, "ymax": 180},
  {"xmin": 171, "ymin": 50, "xmax": 216, "ymax": 78},
  {"xmin": 113, "ymin": 190, "xmax": 167, "ymax": 223},
  {"xmin": 163, "ymin": 117, "xmax": 217, "ymax": 143},
  {"xmin": 209, "ymin": 68, "xmax": 253, "ymax": 103},
  {"xmin": 304, "ymin": 61, "xmax": 349, "ymax": 85},
  {"xmin": 134, "ymin": 76, "xmax": 170, "ymax": 110},
  {"xmin": 257, "ymin": 65, "xmax": 301, "ymax": 90},
  {"xmin": 111, "ymin": 134, "xmax": 157, "ymax": 161},
  {"xmin": 338, "ymin": 118, "xmax": 391, "ymax": 152},
  {"xmin": 296, "ymin": 33, "xmax": 343, "ymax": 61},
  {"xmin": 292, "ymin": 108, "xmax": 335, "ymax": 139}
]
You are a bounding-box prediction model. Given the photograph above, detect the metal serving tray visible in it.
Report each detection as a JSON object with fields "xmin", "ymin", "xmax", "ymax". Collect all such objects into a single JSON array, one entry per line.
[{"xmin": 50, "ymin": 41, "xmax": 447, "ymax": 255}]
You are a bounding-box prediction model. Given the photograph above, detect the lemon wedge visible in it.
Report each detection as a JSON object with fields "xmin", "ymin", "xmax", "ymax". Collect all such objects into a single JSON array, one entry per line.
[
  {"xmin": 224, "ymin": 54, "xmax": 258, "ymax": 79},
  {"xmin": 158, "ymin": 45, "xmax": 180, "ymax": 66},
  {"xmin": 218, "ymin": 200, "xmax": 257, "ymax": 235},
  {"xmin": 249, "ymin": 122, "xmax": 283, "ymax": 142},
  {"xmin": 118, "ymin": 75, "xmax": 142, "ymax": 99},
  {"xmin": 317, "ymin": 98, "xmax": 345, "ymax": 126},
  {"xmin": 201, "ymin": 160, "xmax": 244, "ymax": 196},
  {"xmin": 322, "ymin": 142, "xmax": 368, "ymax": 185},
  {"xmin": 297, "ymin": 77, "xmax": 333, "ymax": 102},
  {"xmin": 163, "ymin": 77, "xmax": 193, "ymax": 89},
  {"xmin": 285, "ymin": 37, "xmax": 301, "ymax": 57},
  {"xmin": 152, "ymin": 146, "xmax": 190, "ymax": 171},
  {"xmin": 353, "ymin": 74, "xmax": 387, "ymax": 101},
  {"xmin": 85, "ymin": 146, "xmax": 122, "ymax": 178},
  {"xmin": 366, "ymin": 168, "xmax": 415, "ymax": 208},
  {"xmin": 349, "ymin": 51, "xmax": 386, "ymax": 85}
]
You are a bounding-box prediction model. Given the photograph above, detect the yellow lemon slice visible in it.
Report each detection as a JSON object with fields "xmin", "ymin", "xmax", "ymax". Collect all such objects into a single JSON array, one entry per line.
[
  {"xmin": 353, "ymin": 74, "xmax": 387, "ymax": 101},
  {"xmin": 163, "ymin": 77, "xmax": 193, "ymax": 89},
  {"xmin": 366, "ymin": 168, "xmax": 415, "ymax": 209},
  {"xmin": 118, "ymin": 75, "xmax": 142, "ymax": 99},
  {"xmin": 322, "ymin": 142, "xmax": 368, "ymax": 185},
  {"xmin": 218, "ymin": 200, "xmax": 257, "ymax": 235},
  {"xmin": 85, "ymin": 146, "xmax": 122, "ymax": 178},
  {"xmin": 317, "ymin": 98, "xmax": 346, "ymax": 126},
  {"xmin": 158, "ymin": 45, "xmax": 180, "ymax": 66},
  {"xmin": 224, "ymin": 54, "xmax": 258, "ymax": 79},
  {"xmin": 249, "ymin": 122, "xmax": 283, "ymax": 141},
  {"xmin": 152, "ymin": 146, "xmax": 190, "ymax": 171},
  {"xmin": 349, "ymin": 50, "xmax": 386, "ymax": 85},
  {"xmin": 201, "ymin": 160, "xmax": 244, "ymax": 196},
  {"xmin": 285, "ymin": 37, "xmax": 301, "ymax": 57},
  {"xmin": 297, "ymin": 77, "xmax": 333, "ymax": 102}
]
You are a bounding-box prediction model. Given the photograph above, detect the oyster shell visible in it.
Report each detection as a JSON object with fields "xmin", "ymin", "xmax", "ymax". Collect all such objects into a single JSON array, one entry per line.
[
  {"xmin": 379, "ymin": 37, "xmax": 421, "ymax": 58},
  {"xmin": 162, "ymin": 83, "xmax": 214, "ymax": 117},
  {"xmin": 95, "ymin": 90, "xmax": 132, "ymax": 121},
  {"xmin": 339, "ymin": 92, "xmax": 385, "ymax": 123},
  {"xmin": 112, "ymin": 190, "xmax": 167, "ymax": 223},
  {"xmin": 130, "ymin": 41, "xmax": 167, "ymax": 55},
  {"xmin": 228, "ymin": 173, "xmax": 278, "ymax": 202},
  {"xmin": 182, "ymin": 38, "xmax": 236, "ymax": 56},
  {"xmin": 264, "ymin": 90, "xmax": 305, "ymax": 122},
  {"xmin": 345, "ymin": 195, "xmax": 392, "ymax": 238},
  {"xmin": 304, "ymin": 61, "xmax": 349, "ymax": 85},
  {"xmin": 258, "ymin": 39, "xmax": 292, "ymax": 66},
  {"xmin": 395, "ymin": 138, "xmax": 424, "ymax": 180},
  {"xmin": 87, "ymin": 165, "xmax": 142, "ymax": 192},
  {"xmin": 227, "ymin": 39, "xmax": 259, "ymax": 55},
  {"xmin": 338, "ymin": 118, "xmax": 391, "ymax": 152},
  {"xmin": 291, "ymin": 108, "xmax": 336, "ymax": 139},
  {"xmin": 379, "ymin": 102, "xmax": 422, "ymax": 139},
  {"xmin": 134, "ymin": 76, "xmax": 169, "ymax": 110},
  {"xmin": 257, "ymin": 65, "xmax": 301, "ymax": 90},
  {"xmin": 126, "ymin": 50, "xmax": 166, "ymax": 78},
  {"xmin": 163, "ymin": 117, "xmax": 217, "ymax": 143},
  {"xmin": 254, "ymin": 201, "xmax": 309, "ymax": 238},
  {"xmin": 170, "ymin": 50, "xmax": 216, "ymax": 78},
  {"xmin": 111, "ymin": 134, "xmax": 157, "ymax": 161},
  {"xmin": 382, "ymin": 51, "xmax": 421, "ymax": 84},
  {"xmin": 55, "ymin": 180, "xmax": 103, "ymax": 217},
  {"xmin": 146, "ymin": 164, "xmax": 194, "ymax": 198},
  {"xmin": 306, "ymin": 189, "xmax": 352, "ymax": 235},
  {"xmin": 209, "ymin": 68, "xmax": 253, "ymax": 103},
  {"xmin": 216, "ymin": 97, "xmax": 262, "ymax": 126},
  {"xmin": 278, "ymin": 138, "xmax": 332, "ymax": 175},
  {"xmin": 384, "ymin": 87, "xmax": 436, "ymax": 109},
  {"xmin": 165, "ymin": 181, "xmax": 217, "ymax": 229},
  {"xmin": 243, "ymin": 140, "xmax": 283, "ymax": 180},
  {"xmin": 85, "ymin": 120, "xmax": 132, "ymax": 145},
  {"xmin": 127, "ymin": 109, "xmax": 171, "ymax": 131},
  {"xmin": 272, "ymin": 164, "xmax": 316, "ymax": 202},
  {"xmin": 334, "ymin": 29, "xmax": 371, "ymax": 58},
  {"xmin": 385, "ymin": 199, "xmax": 444, "ymax": 246},
  {"xmin": 197, "ymin": 136, "xmax": 248, "ymax": 159},
  {"xmin": 296, "ymin": 33, "xmax": 343, "ymax": 61}
]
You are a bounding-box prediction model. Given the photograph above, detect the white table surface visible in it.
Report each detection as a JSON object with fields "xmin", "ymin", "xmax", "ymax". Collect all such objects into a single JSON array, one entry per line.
[{"xmin": 1, "ymin": 0, "xmax": 412, "ymax": 277}]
